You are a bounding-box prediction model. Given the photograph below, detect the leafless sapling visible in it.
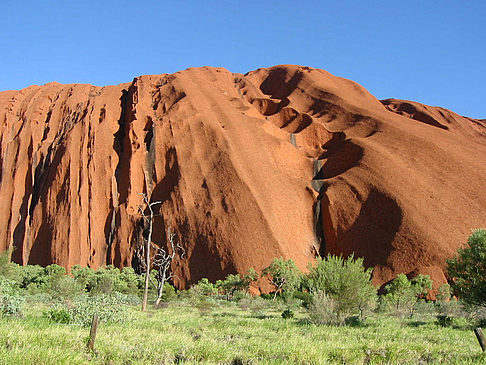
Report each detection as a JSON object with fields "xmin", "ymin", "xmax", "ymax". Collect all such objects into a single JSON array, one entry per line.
[
  {"xmin": 136, "ymin": 194, "xmax": 185, "ymax": 309},
  {"xmin": 136, "ymin": 193, "xmax": 161, "ymax": 311}
]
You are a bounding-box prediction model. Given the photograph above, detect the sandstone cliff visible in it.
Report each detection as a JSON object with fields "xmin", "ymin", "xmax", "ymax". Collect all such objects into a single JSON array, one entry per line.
[{"xmin": 0, "ymin": 65, "xmax": 485, "ymax": 288}]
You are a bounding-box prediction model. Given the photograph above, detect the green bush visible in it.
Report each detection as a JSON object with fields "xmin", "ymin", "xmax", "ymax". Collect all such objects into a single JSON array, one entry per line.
[
  {"xmin": 446, "ymin": 228, "xmax": 486, "ymax": 307},
  {"xmin": 292, "ymin": 291, "xmax": 313, "ymax": 308},
  {"xmin": 1, "ymin": 294, "xmax": 24, "ymax": 317},
  {"xmin": 160, "ymin": 282, "xmax": 177, "ymax": 301},
  {"xmin": 50, "ymin": 275, "xmax": 84, "ymax": 299},
  {"xmin": 248, "ymin": 297, "xmax": 271, "ymax": 318},
  {"xmin": 262, "ymin": 258, "xmax": 301, "ymax": 299},
  {"xmin": 305, "ymin": 254, "xmax": 377, "ymax": 320},
  {"xmin": 383, "ymin": 274, "xmax": 420, "ymax": 317},
  {"xmin": 216, "ymin": 274, "xmax": 246, "ymax": 300},
  {"xmin": 43, "ymin": 306, "xmax": 71, "ymax": 324},
  {"xmin": 194, "ymin": 298, "xmax": 216, "ymax": 316},
  {"xmin": 71, "ymin": 265, "xmax": 142, "ymax": 295},
  {"xmin": 92, "ymin": 274, "xmax": 114, "ymax": 295},
  {"xmin": 0, "ymin": 276, "xmax": 24, "ymax": 317},
  {"xmin": 15, "ymin": 265, "xmax": 49, "ymax": 292},
  {"xmin": 68, "ymin": 294, "xmax": 135, "ymax": 326},
  {"xmin": 191, "ymin": 278, "xmax": 219, "ymax": 296},
  {"xmin": 308, "ymin": 291, "xmax": 343, "ymax": 325},
  {"xmin": 281, "ymin": 309, "xmax": 294, "ymax": 319}
]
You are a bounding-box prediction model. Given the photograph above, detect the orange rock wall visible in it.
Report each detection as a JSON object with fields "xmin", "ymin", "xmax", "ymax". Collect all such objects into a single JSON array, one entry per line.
[{"xmin": 0, "ymin": 65, "xmax": 485, "ymax": 288}]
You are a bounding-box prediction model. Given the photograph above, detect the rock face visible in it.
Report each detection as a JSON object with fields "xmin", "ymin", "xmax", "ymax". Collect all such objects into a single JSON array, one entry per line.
[{"xmin": 0, "ymin": 65, "xmax": 485, "ymax": 288}]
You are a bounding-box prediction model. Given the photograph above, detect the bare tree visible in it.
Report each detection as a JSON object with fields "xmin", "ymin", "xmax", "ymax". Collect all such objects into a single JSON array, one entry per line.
[
  {"xmin": 136, "ymin": 194, "xmax": 185, "ymax": 310},
  {"xmin": 152, "ymin": 227, "xmax": 185, "ymax": 307},
  {"xmin": 136, "ymin": 193, "xmax": 161, "ymax": 311}
]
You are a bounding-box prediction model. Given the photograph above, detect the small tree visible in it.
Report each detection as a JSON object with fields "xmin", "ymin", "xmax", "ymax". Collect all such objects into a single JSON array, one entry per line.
[
  {"xmin": 411, "ymin": 274, "xmax": 433, "ymax": 300},
  {"xmin": 191, "ymin": 278, "xmax": 219, "ymax": 297},
  {"xmin": 214, "ymin": 268, "xmax": 258, "ymax": 300},
  {"xmin": 262, "ymin": 258, "xmax": 301, "ymax": 300},
  {"xmin": 446, "ymin": 228, "xmax": 486, "ymax": 307},
  {"xmin": 242, "ymin": 268, "xmax": 258, "ymax": 293},
  {"xmin": 216, "ymin": 274, "xmax": 244, "ymax": 300},
  {"xmin": 383, "ymin": 273, "xmax": 432, "ymax": 317},
  {"xmin": 384, "ymin": 274, "xmax": 418, "ymax": 316}
]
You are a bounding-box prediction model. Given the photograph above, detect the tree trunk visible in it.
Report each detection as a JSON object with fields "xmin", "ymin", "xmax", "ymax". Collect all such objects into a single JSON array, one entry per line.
[
  {"xmin": 142, "ymin": 209, "xmax": 154, "ymax": 311},
  {"xmin": 154, "ymin": 267, "xmax": 167, "ymax": 308}
]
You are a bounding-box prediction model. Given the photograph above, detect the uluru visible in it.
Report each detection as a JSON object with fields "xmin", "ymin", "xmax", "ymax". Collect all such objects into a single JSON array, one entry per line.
[{"xmin": 0, "ymin": 64, "xmax": 485, "ymax": 289}]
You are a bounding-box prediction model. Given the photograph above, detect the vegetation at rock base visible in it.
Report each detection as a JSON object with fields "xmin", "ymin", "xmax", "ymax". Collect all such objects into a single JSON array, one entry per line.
[
  {"xmin": 261, "ymin": 257, "xmax": 301, "ymax": 299},
  {"xmin": 447, "ymin": 228, "xmax": 486, "ymax": 307},
  {"xmin": 0, "ymin": 229, "xmax": 485, "ymax": 363},
  {"xmin": 305, "ymin": 254, "xmax": 377, "ymax": 322}
]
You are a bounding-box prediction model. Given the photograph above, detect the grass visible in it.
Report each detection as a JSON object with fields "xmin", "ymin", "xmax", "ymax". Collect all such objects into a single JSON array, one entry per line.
[{"xmin": 0, "ymin": 301, "xmax": 485, "ymax": 364}]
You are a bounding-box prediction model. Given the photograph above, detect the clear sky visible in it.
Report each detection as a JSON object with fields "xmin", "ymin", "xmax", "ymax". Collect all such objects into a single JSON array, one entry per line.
[{"xmin": 1, "ymin": 1, "xmax": 485, "ymax": 118}]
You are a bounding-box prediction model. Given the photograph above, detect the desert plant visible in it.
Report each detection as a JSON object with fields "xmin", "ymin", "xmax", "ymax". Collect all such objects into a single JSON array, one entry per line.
[
  {"xmin": 384, "ymin": 274, "xmax": 420, "ymax": 317},
  {"xmin": 308, "ymin": 291, "xmax": 343, "ymax": 325},
  {"xmin": 49, "ymin": 275, "xmax": 84, "ymax": 299},
  {"xmin": 281, "ymin": 309, "xmax": 294, "ymax": 319},
  {"xmin": 1, "ymin": 294, "xmax": 25, "ymax": 317},
  {"xmin": 191, "ymin": 278, "xmax": 219, "ymax": 296},
  {"xmin": 436, "ymin": 283, "xmax": 452, "ymax": 302},
  {"xmin": 194, "ymin": 298, "xmax": 216, "ymax": 316},
  {"xmin": 262, "ymin": 258, "xmax": 301, "ymax": 299},
  {"xmin": 0, "ymin": 276, "xmax": 24, "ymax": 317},
  {"xmin": 305, "ymin": 254, "xmax": 377, "ymax": 320},
  {"xmin": 216, "ymin": 274, "xmax": 248, "ymax": 301},
  {"xmin": 43, "ymin": 306, "xmax": 71, "ymax": 324},
  {"xmin": 411, "ymin": 274, "xmax": 433, "ymax": 300},
  {"xmin": 67, "ymin": 294, "xmax": 135, "ymax": 326},
  {"xmin": 446, "ymin": 228, "xmax": 486, "ymax": 307}
]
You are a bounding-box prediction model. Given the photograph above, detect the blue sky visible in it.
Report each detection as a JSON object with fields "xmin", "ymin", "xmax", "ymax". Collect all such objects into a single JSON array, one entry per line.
[{"xmin": 1, "ymin": 1, "xmax": 485, "ymax": 118}]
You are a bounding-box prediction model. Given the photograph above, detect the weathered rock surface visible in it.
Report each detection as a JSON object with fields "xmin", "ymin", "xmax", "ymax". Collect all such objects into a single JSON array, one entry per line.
[{"xmin": 0, "ymin": 65, "xmax": 485, "ymax": 288}]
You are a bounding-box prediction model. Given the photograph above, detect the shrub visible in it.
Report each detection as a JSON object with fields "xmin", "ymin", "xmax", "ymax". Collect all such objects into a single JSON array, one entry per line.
[
  {"xmin": 0, "ymin": 247, "xmax": 15, "ymax": 279},
  {"xmin": 72, "ymin": 265, "xmax": 142, "ymax": 295},
  {"xmin": 412, "ymin": 299, "xmax": 435, "ymax": 318},
  {"xmin": 68, "ymin": 294, "xmax": 135, "ymax": 326},
  {"xmin": 43, "ymin": 306, "xmax": 71, "ymax": 324},
  {"xmin": 446, "ymin": 228, "xmax": 486, "ymax": 307},
  {"xmin": 160, "ymin": 282, "xmax": 177, "ymax": 302},
  {"xmin": 308, "ymin": 291, "xmax": 343, "ymax": 325},
  {"xmin": 191, "ymin": 278, "xmax": 219, "ymax": 296},
  {"xmin": 1, "ymin": 294, "xmax": 24, "ymax": 317},
  {"xmin": 305, "ymin": 254, "xmax": 377, "ymax": 320},
  {"xmin": 292, "ymin": 291, "xmax": 313, "ymax": 308},
  {"xmin": 194, "ymin": 298, "xmax": 216, "ymax": 316},
  {"xmin": 281, "ymin": 309, "xmax": 294, "ymax": 319},
  {"xmin": 216, "ymin": 274, "xmax": 249, "ymax": 300},
  {"xmin": 411, "ymin": 274, "xmax": 433, "ymax": 300},
  {"xmin": 118, "ymin": 267, "xmax": 142, "ymax": 294},
  {"xmin": 0, "ymin": 276, "xmax": 24, "ymax": 317},
  {"xmin": 50, "ymin": 275, "xmax": 84, "ymax": 299},
  {"xmin": 383, "ymin": 274, "xmax": 420, "ymax": 317},
  {"xmin": 92, "ymin": 274, "xmax": 114, "ymax": 295},
  {"xmin": 262, "ymin": 258, "xmax": 301, "ymax": 299},
  {"xmin": 71, "ymin": 265, "xmax": 97, "ymax": 292},
  {"xmin": 248, "ymin": 297, "xmax": 271, "ymax": 318},
  {"xmin": 436, "ymin": 284, "xmax": 452, "ymax": 302},
  {"xmin": 16, "ymin": 265, "xmax": 49, "ymax": 292}
]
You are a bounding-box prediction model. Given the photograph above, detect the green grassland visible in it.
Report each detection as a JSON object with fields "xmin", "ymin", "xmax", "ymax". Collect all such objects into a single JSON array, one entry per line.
[{"xmin": 0, "ymin": 300, "xmax": 484, "ymax": 365}]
